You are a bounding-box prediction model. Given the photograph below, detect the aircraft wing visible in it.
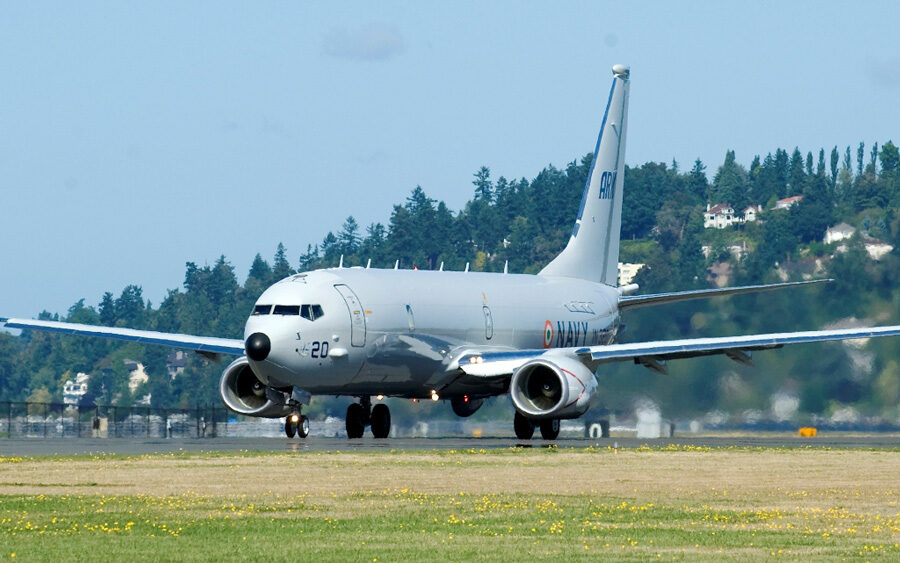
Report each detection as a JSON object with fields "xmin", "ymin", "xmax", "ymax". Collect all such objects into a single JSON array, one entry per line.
[
  {"xmin": 618, "ymin": 279, "xmax": 830, "ymax": 310},
  {"xmin": 458, "ymin": 324, "xmax": 900, "ymax": 377},
  {"xmin": 0, "ymin": 317, "xmax": 245, "ymax": 356}
]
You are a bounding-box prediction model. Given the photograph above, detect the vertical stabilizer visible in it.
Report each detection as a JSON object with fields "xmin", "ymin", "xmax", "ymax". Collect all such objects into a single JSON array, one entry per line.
[{"xmin": 540, "ymin": 64, "xmax": 630, "ymax": 285}]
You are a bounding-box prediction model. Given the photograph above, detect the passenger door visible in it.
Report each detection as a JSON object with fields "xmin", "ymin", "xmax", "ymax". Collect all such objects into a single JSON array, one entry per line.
[{"xmin": 334, "ymin": 284, "xmax": 366, "ymax": 347}]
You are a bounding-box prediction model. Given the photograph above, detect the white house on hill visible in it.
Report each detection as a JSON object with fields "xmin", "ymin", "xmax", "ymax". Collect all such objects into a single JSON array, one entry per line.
[
  {"xmin": 63, "ymin": 372, "xmax": 90, "ymax": 405},
  {"xmin": 775, "ymin": 195, "xmax": 803, "ymax": 210},
  {"xmin": 704, "ymin": 204, "xmax": 762, "ymax": 229},
  {"xmin": 824, "ymin": 223, "xmax": 856, "ymax": 244}
]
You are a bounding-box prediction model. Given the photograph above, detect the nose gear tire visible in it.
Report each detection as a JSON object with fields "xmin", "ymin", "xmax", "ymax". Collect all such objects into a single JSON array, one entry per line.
[
  {"xmin": 284, "ymin": 417, "xmax": 297, "ymax": 439},
  {"xmin": 297, "ymin": 415, "xmax": 310, "ymax": 438}
]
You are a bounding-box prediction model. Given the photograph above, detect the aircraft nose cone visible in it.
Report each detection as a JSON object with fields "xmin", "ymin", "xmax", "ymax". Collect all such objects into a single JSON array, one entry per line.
[{"xmin": 245, "ymin": 332, "xmax": 271, "ymax": 361}]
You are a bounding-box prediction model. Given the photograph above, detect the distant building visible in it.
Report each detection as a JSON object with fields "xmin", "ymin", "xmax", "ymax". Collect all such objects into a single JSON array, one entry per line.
[
  {"xmin": 774, "ymin": 195, "xmax": 803, "ymax": 210},
  {"xmin": 125, "ymin": 359, "xmax": 149, "ymax": 394},
  {"xmin": 864, "ymin": 238, "xmax": 894, "ymax": 260},
  {"xmin": 704, "ymin": 203, "xmax": 737, "ymax": 229},
  {"xmin": 617, "ymin": 262, "xmax": 644, "ymax": 285},
  {"xmin": 824, "ymin": 222, "xmax": 856, "ymax": 244},
  {"xmin": 743, "ymin": 205, "xmax": 762, "ymax": 222},
  {"xmin": 63, "ymin": 372, "xmax": 90, "ymax": 406},
  {"xmin": 704, "ymin": 204, "xmax": 762, "ymax": 229},
  {"xmin": 167, "ymin": 350, "xmax": 188, "ymax": 379}
]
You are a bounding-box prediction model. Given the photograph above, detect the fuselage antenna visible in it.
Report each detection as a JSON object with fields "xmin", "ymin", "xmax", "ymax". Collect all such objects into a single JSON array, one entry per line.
[
  {"xmin": 439, "ymin": 261, "xmax": 444, "ymax": 271},
  {"xmin": 366, "ymin": 258, "xmax": 371, "ymax": 269},
  {"xmin": 338, "ymin": 255, "xmax": 344, "ymax": 268},
  {"xmin": 464, "ymin": 262, "xmax": 470, "ymax": 273},
  {"xmin": 394, "ymin": 260, "xmax": 399, "ymax": 270},
  {"xmin": 504, "ymin": 261, "xmax": 508, "ymax": 274}
]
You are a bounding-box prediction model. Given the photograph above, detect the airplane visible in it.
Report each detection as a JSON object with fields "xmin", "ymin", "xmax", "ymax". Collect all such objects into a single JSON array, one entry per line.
[{"xmin": 5, "ymin": 63, "xmax": 900, "ymax": 440}]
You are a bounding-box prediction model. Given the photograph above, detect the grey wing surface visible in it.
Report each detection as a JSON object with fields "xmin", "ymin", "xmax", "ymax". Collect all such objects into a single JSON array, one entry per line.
[
  {"xmin": 618, "ymin": 279, "xmax": 830, "ymax": 310},
  {"xmin": 458, "ymin": 324, "xmax": 900, "ymax": 377},
  {"xmin": 0, "ymin": 318, "xmax": 244, "ymax": 356}
]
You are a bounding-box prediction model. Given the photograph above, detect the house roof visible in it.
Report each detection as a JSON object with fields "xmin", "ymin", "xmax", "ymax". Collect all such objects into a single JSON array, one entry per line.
[
  {"xmin": 706, "ymin": 203, "xmax": 733, "ymax": 215},
  {"xmin": 777, "ymin": 195, "xmax": 804, "ymax": 204},
  {"xmin": 827, "ymin": 222, "xmax": 856, "ymax": 234}
]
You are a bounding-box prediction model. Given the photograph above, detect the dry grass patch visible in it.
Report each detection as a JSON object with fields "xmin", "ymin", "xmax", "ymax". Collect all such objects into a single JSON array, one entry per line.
[{"xmin": 2, "ymin": 447, "xmax": 900, "ymax": 560}]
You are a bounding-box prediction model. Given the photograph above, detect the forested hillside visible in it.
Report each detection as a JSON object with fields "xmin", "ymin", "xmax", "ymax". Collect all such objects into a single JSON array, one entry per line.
[{"xmin": 2, "ymin": 140, "xmax": 900, "ymax": 425}]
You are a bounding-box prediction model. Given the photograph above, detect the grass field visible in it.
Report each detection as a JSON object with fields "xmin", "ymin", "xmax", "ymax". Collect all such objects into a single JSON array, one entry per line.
[{"xmin": 2, "ymin": 445, "xmax": 900, "ymax": 561}]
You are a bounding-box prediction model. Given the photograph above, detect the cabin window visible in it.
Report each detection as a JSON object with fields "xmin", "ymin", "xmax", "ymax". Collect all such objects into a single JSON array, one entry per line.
[
  {"xmin": 252, "ymin": 305, "xmax": 272, "ymax": 316},
  {"xmin": 273, "ymin": 305, "xmax": 301, "ymax": 316}
]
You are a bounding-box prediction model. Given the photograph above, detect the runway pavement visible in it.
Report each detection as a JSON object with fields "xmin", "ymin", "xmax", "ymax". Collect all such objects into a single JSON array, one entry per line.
[{"xmin": 2, "ymin": 434, "xmax": 900, "ymax": 456}]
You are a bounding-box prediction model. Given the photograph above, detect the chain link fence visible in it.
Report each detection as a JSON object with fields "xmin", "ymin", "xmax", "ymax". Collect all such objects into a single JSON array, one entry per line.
[{"xmin": 0, "ymin": 402, "xmax": 228, "ymax": 439}]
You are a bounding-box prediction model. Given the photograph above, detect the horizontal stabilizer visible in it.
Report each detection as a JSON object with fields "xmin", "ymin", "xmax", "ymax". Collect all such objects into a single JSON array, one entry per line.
[{"xmin": 618, "ymin": 279, "xmax": 831, "ymax": 310}]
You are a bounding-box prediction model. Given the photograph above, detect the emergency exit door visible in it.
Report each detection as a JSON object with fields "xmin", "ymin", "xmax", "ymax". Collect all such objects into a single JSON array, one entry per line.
[{"xmin": 334, "ymin": 284, "xmax": 366, "ymax": 347}]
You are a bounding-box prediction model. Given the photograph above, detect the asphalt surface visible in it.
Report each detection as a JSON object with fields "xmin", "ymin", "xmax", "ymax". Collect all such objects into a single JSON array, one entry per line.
[{"xmin": 2, "ymin": 434, "xmax": 900, "ymax": 456}]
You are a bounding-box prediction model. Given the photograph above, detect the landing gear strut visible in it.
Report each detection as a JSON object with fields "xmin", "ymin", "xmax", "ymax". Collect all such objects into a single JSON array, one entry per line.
[
  {"xmin": 284, "ymin": 406, "xmax": 310, "ymax": 439},
  {"xmin": 345, "ymin": 397, "xmax": 392, "ymax": 439}
]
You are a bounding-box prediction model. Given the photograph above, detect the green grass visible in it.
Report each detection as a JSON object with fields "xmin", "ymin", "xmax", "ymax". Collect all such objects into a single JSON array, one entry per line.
[
  {"xmin": 3, "ymin": 448, "xmax": 900, "ymax": 561},
  {"xmin": 4, "ymin": 491, "xmax": 898, "ymax": 561}
]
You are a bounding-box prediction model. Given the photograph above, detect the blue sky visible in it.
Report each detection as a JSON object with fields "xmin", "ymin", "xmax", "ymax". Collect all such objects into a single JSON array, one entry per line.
[{"xmin": 2, "ymin": 1, "xmax": 899, "ymax": 318}]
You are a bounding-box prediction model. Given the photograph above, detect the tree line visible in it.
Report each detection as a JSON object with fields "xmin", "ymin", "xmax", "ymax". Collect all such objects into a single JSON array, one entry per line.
[{"xmin": 2, "ymin": 139, "xmax": 900, "ymax": 423}]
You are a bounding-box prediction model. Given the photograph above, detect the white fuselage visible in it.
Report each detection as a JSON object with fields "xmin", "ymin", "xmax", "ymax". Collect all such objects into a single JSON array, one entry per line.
[{"xmin": 244, "ymin": 268, "xmax": 620, "ymax": 398}]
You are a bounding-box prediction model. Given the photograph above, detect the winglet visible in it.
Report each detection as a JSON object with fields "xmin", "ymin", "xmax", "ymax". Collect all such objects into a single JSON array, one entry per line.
[{"xmin": 0, "ymin": 318, "xmax": 8, "ymax": 324}]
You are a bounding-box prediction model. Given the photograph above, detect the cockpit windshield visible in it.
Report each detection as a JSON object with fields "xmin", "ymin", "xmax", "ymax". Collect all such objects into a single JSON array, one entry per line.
[{"xmin": 262, "ymin": 304, "xmax": 325, "ymax": 321}]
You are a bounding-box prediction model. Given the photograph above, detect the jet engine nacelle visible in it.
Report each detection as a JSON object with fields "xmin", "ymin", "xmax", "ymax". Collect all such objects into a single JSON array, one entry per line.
[
  {"xmin": 509, "ymin": 356, "xmax": 597, "ymax": 420},
  {"xmin": 219, "ymin": 356, "xmax": 291, "ymax": 418}
]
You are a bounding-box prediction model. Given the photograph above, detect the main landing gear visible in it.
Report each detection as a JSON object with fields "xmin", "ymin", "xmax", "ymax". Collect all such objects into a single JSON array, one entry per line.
[
  {"xmin": 284, "ymin": 408, "xmax": 310, "ymax": 439},
  {"xmin": 513, "ymin": 412, "xmax": 560, "ymax": 440},
  {"xmin": 346, "ymin": 396, "xmax": 392, "ymax": 439}
]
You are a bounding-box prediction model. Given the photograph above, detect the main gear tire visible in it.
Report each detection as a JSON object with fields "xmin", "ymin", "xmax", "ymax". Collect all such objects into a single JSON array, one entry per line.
[
  {"xmin": 346, "ymin": 403, "xmax": 366, "ymax": 439},
  {"xmin": 371, "ymin": 404, "xmax": 391, "ymax": 439},
  {"xmin": 513, "ymin": 411, "xmax": 535, "ymax": 440},
  {"xmin": 539, "ymin": 419, "xmax": 560, "ymax": 440}
]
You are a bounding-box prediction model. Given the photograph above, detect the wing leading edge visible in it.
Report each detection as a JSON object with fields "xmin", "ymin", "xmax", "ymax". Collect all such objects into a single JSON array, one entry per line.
[
  {"xmin": 459, "ymin": 324, "xmax": 900, "ymax": 377},
  {"xmin": 618, "ymin": 279, "xmax": 831, "ymax": 310},
  {"xmin": 0, "ymin": 318, "xmax": 245, "ymax": 356}
]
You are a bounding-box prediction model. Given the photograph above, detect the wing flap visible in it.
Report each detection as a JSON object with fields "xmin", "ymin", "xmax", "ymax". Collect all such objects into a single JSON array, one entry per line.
[{"xmin": 1, "ymin": 318, "xmax": 245, "ymax": 356}]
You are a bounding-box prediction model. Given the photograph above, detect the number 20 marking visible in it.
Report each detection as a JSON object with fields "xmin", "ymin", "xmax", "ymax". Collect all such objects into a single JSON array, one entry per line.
[{"xmin": 311, "ymin": 341, "xmax": 329, "ymax": 358}]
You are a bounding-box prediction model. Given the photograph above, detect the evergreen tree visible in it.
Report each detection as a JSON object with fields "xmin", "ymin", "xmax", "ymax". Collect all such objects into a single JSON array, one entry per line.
[
  {"xmin": 830, "ymin": 146, "xmax": 839, "ymax": 188},
  {"xmin": 711, "ymin": 150, "xmax": 748, "ymax": 209},
  {"xmin": 472, "ymin": 166, "xmax": 493, "ymax": 202},
  {"xmin": 247, "ymin": 254, "xmax": 271, "ymax": 283},
  {"xmin": 338, "ymin": 216, "xmax": 361, "ymax": 256},
  {"xmin": 688, "ymin": 159, "xmax": 708, "ymax": 201},
  {"xmin": 99, "ymin": 292, "xmax": 116, "ymax": 326},
  {"xmin": 272, "ymin": 242, "xmax": 294, "ymax": 280},
  {"xmin": 789, "ymin": 148, "xmax": 806, "ymax": 196}
]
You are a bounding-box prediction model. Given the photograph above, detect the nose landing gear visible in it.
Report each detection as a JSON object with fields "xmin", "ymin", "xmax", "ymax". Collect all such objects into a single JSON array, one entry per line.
[
  {"xmin": 346, "ymin": 396, "xmax": 391, "ymax": 439},
  {"xmin": 284, "ymin": 408, "xmax": 310, "ymax": 439}
]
